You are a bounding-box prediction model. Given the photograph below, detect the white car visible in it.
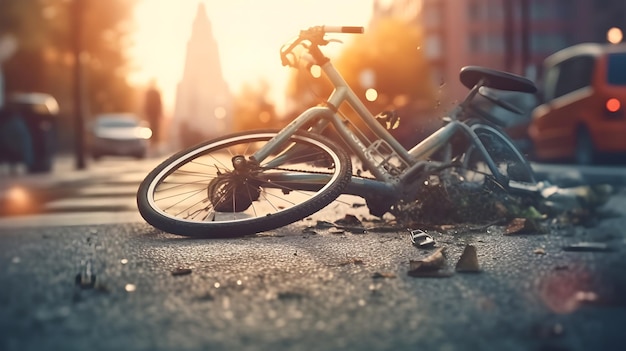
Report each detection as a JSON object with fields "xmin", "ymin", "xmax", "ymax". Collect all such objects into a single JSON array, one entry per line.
[{"xmin": 88, "ymin": 113, "xmax": 152, "ymax": 160}]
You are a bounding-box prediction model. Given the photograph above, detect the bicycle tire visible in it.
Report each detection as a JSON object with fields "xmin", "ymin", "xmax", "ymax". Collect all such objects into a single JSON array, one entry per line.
[
  {"xmin": 137, "ymin": 130, "xmax": 351, "ymax": 237},
  {"xmin": 462, "ymin": 124, "xmax": 536, "ymax": 186}
]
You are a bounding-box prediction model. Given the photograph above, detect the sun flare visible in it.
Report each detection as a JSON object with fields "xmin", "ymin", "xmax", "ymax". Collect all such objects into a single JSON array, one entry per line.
[{"xmin": 129, "ymin": 0, "xmax": 374, "ymax": 115}]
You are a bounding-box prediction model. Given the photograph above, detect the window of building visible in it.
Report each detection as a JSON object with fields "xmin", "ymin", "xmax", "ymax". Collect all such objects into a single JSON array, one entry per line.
[
  {"xmin": 468, "ymin": 0, "xmax": 487, "ymax": 21},
  {"xmin": 486, "ymin": 0, "xmax": 503, "ymax": 20},
  {"xmin": 425, "ymin": 35, "xmax": 442, "ymax": 59},
  {"xmin": 530, "ymin": 1, "xmax": 556, "ymax": 20},
  {"xmin": 531, "ymin": 33, "xmax": 569, "ymax": 54},
  {"xmin": 555, "ymin": 0, "xmax": 574, "ymax": 20},
  {"xmin": 468, "ymin": 33, "xmax": 482, "ymax": 53},
  {"xmin": 422, "ymin": 4, "xmax": 441, "ymax": 28},
  {"xmin": 486, "ymin": 33, "xmax": 504, "ymax": 53}
]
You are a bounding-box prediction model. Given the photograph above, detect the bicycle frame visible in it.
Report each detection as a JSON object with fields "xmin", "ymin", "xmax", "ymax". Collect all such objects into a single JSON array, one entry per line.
[{"xmin": 250, "ymin": 28, "xmax": 511, "ymax": 204}]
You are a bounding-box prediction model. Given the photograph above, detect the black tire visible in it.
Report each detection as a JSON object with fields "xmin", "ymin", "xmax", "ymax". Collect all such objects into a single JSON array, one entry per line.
[
  {"xmin": 137, "ymin": 130, "xmax": 351, "ymax": 237},
  {"xmin": 462, "ymin": 124, "xmax": 536, "ymax": 186},
  {"xmin": 574, "ymin": 128, "xmax": 594, "ymax": 165}
]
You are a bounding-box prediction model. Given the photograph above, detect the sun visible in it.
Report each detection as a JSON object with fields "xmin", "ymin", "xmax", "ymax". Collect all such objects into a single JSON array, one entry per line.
[{"xmin": 129, "ymin": 0, "xmax": 374, "ymax": 115}]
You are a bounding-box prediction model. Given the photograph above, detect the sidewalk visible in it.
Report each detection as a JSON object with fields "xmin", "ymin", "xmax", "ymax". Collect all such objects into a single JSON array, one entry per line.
[
  {"xmin": 0, "ymin": 153, "xmax": 163, "ymax": 196},
  {"xmin": 0, "ymin": 154, "xmax": 163, "ymax": 224}
]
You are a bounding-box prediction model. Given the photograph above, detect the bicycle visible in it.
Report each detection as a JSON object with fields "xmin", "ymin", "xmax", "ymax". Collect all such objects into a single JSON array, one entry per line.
[{"xmin": 136, "ymin": 25, "xmax": 541, "ymax": 237}]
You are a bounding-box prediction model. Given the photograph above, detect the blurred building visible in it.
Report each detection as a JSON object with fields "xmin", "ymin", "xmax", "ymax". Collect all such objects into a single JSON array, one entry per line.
[
  {"xmin": 172, "ymin": 3, "xmax": 233, "ymax": 148},
  {"xmin": 368, "ymin": 0, "xmax": 626, "ymax": 108}
]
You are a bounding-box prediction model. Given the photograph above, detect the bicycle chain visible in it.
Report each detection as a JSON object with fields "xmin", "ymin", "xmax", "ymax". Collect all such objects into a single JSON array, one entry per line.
[{"xmin": 263, "ymin": 166, "xmax": 376, "ymax": 180}]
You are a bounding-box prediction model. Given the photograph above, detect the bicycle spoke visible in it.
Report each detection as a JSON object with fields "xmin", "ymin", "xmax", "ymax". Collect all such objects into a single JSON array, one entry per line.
[{"xmin": 138, "ymin": 130, "xmax": 349, "ymax": 236}]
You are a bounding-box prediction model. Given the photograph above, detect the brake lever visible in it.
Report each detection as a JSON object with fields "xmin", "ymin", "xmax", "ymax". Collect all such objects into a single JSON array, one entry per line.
[{"xmin": 326, "ymin": 38, "xmax": 343, "ymax": 45}]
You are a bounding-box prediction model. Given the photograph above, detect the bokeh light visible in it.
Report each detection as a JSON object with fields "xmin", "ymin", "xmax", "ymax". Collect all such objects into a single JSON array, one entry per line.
[
  {"xmin": 365, "ymin": 88, "xmax": 378, "ymax": 102},
  {"xmin": 607, "ymin": 27, "xmax": 623, "ymax": 44}
]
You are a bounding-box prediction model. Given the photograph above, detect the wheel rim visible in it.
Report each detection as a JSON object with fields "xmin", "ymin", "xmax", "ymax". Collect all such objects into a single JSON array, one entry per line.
[
  {"xmin": 463, "ymin": 125, "xmax": 536, "ymax": 185},
  {"xmin": 144, "ymin": 132, "xmax": 344, "ymax": 225}
]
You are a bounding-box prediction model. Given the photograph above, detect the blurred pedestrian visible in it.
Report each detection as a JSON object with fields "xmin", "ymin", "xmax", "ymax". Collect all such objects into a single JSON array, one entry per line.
[{"xmin": 144, "ymin": 80, "xmax": 163, "ymax": 152}]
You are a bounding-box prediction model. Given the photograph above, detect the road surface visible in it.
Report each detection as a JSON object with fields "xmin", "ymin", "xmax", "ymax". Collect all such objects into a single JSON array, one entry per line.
[{"xmin": 0, "ymin": 158, "xmax": 625, "ymax": 350}]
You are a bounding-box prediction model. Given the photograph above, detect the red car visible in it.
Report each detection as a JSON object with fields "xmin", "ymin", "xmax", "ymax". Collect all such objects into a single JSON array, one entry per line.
[{"xmin": 529, "ymin": 42, "xmax": 626, "ymax": 164}]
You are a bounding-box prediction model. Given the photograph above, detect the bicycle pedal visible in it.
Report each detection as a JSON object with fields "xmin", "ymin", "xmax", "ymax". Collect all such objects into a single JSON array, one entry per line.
[{"xmin": 408, "ymin": 229, "xmax": 435, "ymax": 248}]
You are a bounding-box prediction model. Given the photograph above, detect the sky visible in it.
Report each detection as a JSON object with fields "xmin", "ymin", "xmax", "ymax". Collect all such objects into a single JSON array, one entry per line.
[{"xmin": 129, "ymin": 0, "xmax": 376, "ymax": 115}]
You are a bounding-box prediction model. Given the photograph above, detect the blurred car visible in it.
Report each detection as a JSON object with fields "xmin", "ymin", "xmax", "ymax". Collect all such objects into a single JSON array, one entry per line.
[
  {"xmin": 88, "ymin": 113, "xmax": 152, "ymax": 160},
  {"xmin": 0, "ymin": 92, "xmax": 59, "ymax": 173},
  {"xmin": 529, "ymin": 42, "xmax": 626, "ymax": 164}
]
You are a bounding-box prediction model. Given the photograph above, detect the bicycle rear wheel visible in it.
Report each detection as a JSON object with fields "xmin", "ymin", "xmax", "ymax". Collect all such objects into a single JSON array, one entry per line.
[{"xmin": 137, "ymin": 130, "xmax": 351, "ymax": 237}]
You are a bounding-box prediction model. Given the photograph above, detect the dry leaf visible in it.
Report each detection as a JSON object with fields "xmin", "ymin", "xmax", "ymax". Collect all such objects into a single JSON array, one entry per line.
[
  {"xmin": 408, "ymin": 247, "xmax": 446, "ymax": 273},
  {"xmin": 504, "ymin": 218, "xmax": 543, "ymax": 235}
]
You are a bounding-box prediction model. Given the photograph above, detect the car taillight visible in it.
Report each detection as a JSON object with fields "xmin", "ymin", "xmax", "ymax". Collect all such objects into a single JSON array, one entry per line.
[
  {"xmin": 605, "ymin": 98, "xmax": 623, "ymax": 117},
  {"xmin": 606, "ymin": 98, "xmax": 621, "ymax": 112}
]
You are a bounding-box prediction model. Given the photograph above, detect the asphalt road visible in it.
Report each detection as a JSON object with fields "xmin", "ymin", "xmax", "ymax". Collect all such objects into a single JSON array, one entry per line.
[
  {"xmin": 2, "ymin": 196, "xmax": 626, "ymax": 350},
  {"xmin": 1, "ymin": 158, "xmax": 626, "ymax": 350}
]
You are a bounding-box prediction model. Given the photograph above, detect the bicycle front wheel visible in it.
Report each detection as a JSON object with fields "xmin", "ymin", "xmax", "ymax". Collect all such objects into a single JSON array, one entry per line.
[
  {"xmin": 462, "ymin": 124, "xmax": 536, "ymax": 186},
  {"xmin": 137, "ymin": 130, "xmax": 351, "ymax": 237}
]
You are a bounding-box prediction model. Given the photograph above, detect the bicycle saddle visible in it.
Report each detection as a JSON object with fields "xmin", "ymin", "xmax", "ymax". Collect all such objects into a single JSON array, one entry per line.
[{"xmin": 460, "ymin": 66, "xmax": 537, "ymax": 93}]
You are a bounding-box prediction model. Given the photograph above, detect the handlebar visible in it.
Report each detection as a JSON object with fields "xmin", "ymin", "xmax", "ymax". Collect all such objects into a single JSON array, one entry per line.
[
  {"xmin": 322, "ymin": 26, "xmax": 364, "ymax": 34},
  {"xmin": 280, "ymin": 25, "xmax": 364, "ymax": 67}
]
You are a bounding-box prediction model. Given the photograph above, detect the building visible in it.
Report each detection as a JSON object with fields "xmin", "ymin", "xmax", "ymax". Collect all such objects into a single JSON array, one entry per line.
[
  {"xmin": 418, "ymin": 0, "xmax": 603, "ymax": 107},
  {"xmin": 172, "ymin": 3, "xmax": 233, "ymax": 148}
]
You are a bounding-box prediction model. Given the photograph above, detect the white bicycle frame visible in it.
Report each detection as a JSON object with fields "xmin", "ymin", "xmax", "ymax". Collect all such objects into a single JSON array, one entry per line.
[{"xmin": 249, "ymin": 28, "xmax": 516, "ymax": 203}]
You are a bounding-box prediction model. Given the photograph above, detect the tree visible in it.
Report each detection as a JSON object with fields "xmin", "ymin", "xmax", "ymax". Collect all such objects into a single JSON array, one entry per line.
[
  {"xmin": 0, "ymin": 0, "xmax": 137, "ymax": 149},
  {"xmin": 233, "ymin": 80, "xmax": 279, "ymax": 131}
]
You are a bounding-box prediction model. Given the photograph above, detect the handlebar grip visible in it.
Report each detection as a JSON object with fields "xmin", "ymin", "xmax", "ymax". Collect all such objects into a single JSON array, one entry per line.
[{"xmin": 323, "ymin": 26, "xmax": 364, "ymax": 34}]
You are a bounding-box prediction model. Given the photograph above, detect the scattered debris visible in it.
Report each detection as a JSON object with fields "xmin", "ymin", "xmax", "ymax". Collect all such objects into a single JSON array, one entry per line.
[
  {"xmin": 408, "ymin": 247, "xmax": 449, "ymax": 277},
  {"xmin": 315, "ymin": 218, "xmax": 367, "ymax": 234},
  {"xmin": 541, "ymin": 184, "xmax": 613, "ymax": 213},
  {"xmin": 562, "ymin": 242, "xmax": 613, "ymax": 252},
  {"xmin": 328, "ymin": 227, "xmax": 345, "ymax": 235},
  {"xmin": 339, "ymin": 226, "xmax": 368, "ymax": 234},
  {"xmin": 315, "ymin": 220, "xmax": 335, "ymax": 229},
  {"xmin": 455, "ymin": 245, "xmax": 480, "ymax": 273},
  {"xmin": 388, "ymin": 159, "xmax": 613, "ymax": 229},
  {"xmin": 468, "ymin": 219, "xmax": 506, "ymax": 232},
  {"xmin": 504, "ymin": 218, "xmax": 544, "ymax": 235},
  {"xmin": 75, "ymin": 259, "xmax": 96, "ymax": 289},
  {"xmin": 408, "ymin": 229, "xmax": 436, "ymax": 248},
  {"xmin": 302, "ymin": 227, "xmax": 318, "ymax": 235},
  {"xmin": 372, "ymin": 272, "xmax": 396, "ymax": 279},
  {"xmin": 171, "ymin": 268, "xmax": 192, "ymax": 276},
  {"xmin": 335, "ymin": 214, "xmax": 362, "ymax": 226},
  {"xmin": 338, "ymin": 257, "xmax": 365, "ymax": 266},
  {"xmin": 393, "ymin": 172, "xmax": 516, "ymax": 225}
]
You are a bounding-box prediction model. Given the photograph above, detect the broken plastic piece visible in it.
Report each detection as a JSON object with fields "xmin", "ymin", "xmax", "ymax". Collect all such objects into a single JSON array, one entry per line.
[
  {"xmin": 408, "ymin": 229, "xmax": 435, "ymax": 248},
  {"xmin": 75, "ymin": 259, "xmax": 96, "ymax": 289},
  {"xmin": 455, "ymin": 244, "xmax": 480, "ymax": 273},
  {"xmin": 408, "ymin": 247, "xmax": 451, "ymax": 278}
]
